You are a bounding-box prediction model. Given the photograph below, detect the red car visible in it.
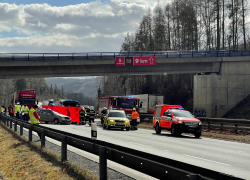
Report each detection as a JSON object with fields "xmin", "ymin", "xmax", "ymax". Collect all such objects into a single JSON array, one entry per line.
[{"xmin": 153, "ymin": 105, "xmax": 202, "ymax": 138}]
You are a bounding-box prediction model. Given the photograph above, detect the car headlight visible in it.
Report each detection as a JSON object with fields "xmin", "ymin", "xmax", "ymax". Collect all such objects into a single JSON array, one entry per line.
[
  {"xmin": 125, "ymin": 119, "xmax": 130, "ymax": 122},
  {"xmin": 199, "ymin": 122, "xmax": 202, "ymax": 125},
  {"xmin": 178, "ymin": 120, "xmax": 183, "ymax": 124},
  {"xmin": 109, "ymin": 119, "xmax": 114, "ymax": 122}
]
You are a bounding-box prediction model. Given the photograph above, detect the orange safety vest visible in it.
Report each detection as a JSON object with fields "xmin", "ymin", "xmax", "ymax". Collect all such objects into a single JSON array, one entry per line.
[
  {"xmin": 10, "ymin": 107, "xmax": 14, "ymax": 113},
  {"xmin": 132, "ymin": 111, "xmax": 139, "ymax": 119}
]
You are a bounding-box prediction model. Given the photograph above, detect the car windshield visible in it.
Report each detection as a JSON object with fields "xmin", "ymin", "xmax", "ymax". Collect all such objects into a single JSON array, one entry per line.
[
  {"xmin": 108, "ymin": 111, "xmax": 126, "ymax": 118},
  {"xmin": 117, "ymin": 99, "xmax": 135, "ymax": 108},
  {"xmin": 19, "ymin": 99, "xmax": 35, "ymax": 105},
  {"xmin": 172, "ymin": 111, "xmax": 194, "ymax": 118}
]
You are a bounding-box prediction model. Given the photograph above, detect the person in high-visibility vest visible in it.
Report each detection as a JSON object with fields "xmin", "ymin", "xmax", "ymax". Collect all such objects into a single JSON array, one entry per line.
[
  {"xmin": 15, "ymin": 102, "xmax": 21, "ymax": 119},
  {"xmin": 88, "ymin": 106, "xmax": 96, "ymax": 126},
  {"xmin": 8, "ymin": 105, "xmax": 14, "ymax": 117},
  {"xmin": 101, "ymin": 107, "xmax": 107, "ymax": 125},
  {"xmin": 79, "ymin": 106, "xmax": 86, "ymax": 125},
  {"xmin": 131, "ymin": 108, "xmax": 139, "ymax": 130},
  {"xmin": 1, "ymin": 106, "xmax": 4, "ymax": 113},
  {"xmin": 29, "ymin": 105, "xmax": 41, "ymax": 138},
  {"xmin": 21, "ymin": 104, "xmax": 29, "ymax": 121},
  {"xmin": 86, "ymin": 106, "xmax": 90, "ymax": 125}
]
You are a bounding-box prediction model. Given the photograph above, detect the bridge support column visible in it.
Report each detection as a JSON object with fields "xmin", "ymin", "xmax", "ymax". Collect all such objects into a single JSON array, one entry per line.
[{"xmin": 193, "ymin": 61, "xmax": 250, "ymax": 118}]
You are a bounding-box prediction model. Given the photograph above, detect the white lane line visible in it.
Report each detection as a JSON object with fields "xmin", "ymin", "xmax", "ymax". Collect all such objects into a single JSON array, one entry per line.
[
  {"xmin": 129, "ymin": 142, "xmax": 152, "ymax": 148},
  {"xmin": 182, "ymin": 154, "xmax": 230, "ymax": 166},
  {"xmin": 98, "ymin": 135, "xmax": 113, "ymax": 139}
]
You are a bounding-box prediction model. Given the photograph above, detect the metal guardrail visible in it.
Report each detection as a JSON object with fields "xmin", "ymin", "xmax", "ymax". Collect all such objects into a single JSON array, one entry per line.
[
  {"xmin": 198, "ymin": 117, "xmax": 250, "ymax": 132},
  {"xmin": 0, "ymin": 114, "xmax": 243, "ymax": 180},
  {"xmin": 0, "ymin": 49, "xmax": 250, "ymax": 61}
]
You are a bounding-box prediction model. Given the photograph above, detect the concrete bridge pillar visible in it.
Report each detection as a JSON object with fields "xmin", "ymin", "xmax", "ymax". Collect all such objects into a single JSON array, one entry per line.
[{"xmin": 193, "ymin": 61, "xmax": 250, "ymax": 118}]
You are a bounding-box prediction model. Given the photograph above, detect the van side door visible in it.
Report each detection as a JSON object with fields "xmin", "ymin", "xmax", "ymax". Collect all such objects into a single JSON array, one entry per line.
[
  {"xmin": 160, "ymin": 111, "xmax": 169, "ymax": 128},
  {"xmin": 165, "ymin": 110, "xmax": 172, "ymax": 129},
  {"xmin": 153, "ymin": 106, "xmax": 162, "ymax": 127}
]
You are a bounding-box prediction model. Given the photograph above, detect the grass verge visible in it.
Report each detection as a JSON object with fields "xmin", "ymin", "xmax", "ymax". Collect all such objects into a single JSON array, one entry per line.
[
  {"xmin": 138, "ymin": 122, "xmax": 250, "ymax": 143},
  {"xmin": 0, "ymin": 122, "xmax": 98, "ymax": 180}
]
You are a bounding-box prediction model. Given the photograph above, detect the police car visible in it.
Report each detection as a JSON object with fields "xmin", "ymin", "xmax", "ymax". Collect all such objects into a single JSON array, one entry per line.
[
  {"xmin": 102, "ymin": 109, "xmax": 130, "ymax": 131},
  {"xmin": 153, "ymin": 105, "xmax": 202, "ymax": 138}
]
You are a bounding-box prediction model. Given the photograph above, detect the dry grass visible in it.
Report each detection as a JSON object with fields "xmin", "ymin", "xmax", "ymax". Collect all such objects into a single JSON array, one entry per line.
[
  {"xmin": 0, "ymin": 123, "xmax": 98, "ymax": 180},
  {"xmin": 138, "ymin": 122, "xmax": 250, "ymax": 143}
]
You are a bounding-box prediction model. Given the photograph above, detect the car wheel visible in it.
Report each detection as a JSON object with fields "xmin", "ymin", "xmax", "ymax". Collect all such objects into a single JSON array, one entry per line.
[
  {"xmin": 54, "ymin": 118, "xmax": 59, "ymax": 124},
  {"xmin": 155, "ymin": 123, "xmax": 161, "ymax": 134},
  {"xmin": 171, "ymin": 125, "xmax": 179, "ymax": 136},
  {"xmin": 45, "ymin": 121, "xmax": 49, "ymax": 124},
  {"xmin": 126, "ymin": 127, "xmax": 130, "ymax": 131},
  {"xmin": 194, "ymin": 132, "xmax": 201, "ymax": 138}
]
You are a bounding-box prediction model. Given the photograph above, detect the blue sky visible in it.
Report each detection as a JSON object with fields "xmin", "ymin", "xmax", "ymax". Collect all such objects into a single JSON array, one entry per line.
[{"xmin": 0, "ymin": 0, "xmax": 110, "ymax": 6}]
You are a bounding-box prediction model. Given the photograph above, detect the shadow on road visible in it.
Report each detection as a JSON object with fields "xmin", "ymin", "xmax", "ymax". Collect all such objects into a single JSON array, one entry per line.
[{"xmin": 151, "ymin": 132, "xmax": 202, "ymax": 139}]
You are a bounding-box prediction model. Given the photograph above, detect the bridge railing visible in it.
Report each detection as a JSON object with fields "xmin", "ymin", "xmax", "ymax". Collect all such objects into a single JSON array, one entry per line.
[
  {"xmin": 0, "ymin": 113, "xmax": 243, "ymax": 180},
  {"xmin": 1, "ymin": 49, "xmax": 250, "ymax": 61}
]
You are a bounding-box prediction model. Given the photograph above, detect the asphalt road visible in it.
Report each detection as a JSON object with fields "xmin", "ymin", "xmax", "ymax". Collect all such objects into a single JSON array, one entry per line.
[{"xmin": 41, "ymin": 121, "xmax": 250, "ymax": 180}]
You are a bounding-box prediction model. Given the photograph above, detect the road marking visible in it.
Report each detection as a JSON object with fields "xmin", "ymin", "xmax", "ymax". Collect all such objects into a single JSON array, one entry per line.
[
  {"xmin": 182, "ymin": 154, "xmax": 230, "ymax": 166},
  {"xmin": 129, "ymin": 142, "xmax": 152, "ymax": 148},
  {"xmin": 99, "ymin": 135, "xmax": 113, "ymax": 139}
]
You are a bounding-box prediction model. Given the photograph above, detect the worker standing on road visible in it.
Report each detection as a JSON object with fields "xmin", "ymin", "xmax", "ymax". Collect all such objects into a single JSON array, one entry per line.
[
  {"xmin": 29, "ymin": 105, "xmax": 41, "ymax": 139},
  {"xmin": 88, "ymin": 106, "xmax": 96, "ymax": 126},
  {"xmin": 21, "ymin": 104, "xmax": 29, "ymax": 121},
  {"xmin": 86, "ymin": 106, "xmax": 90, "ymax": 125},
  {"xmin": 79, "ymin": 106, "xmax": 86, "ymax": 125},
  {"xmin": 101, "ymin": 107, "xmax": 107, "ymax": 125},
  {"xmin": 15, "ymin": 102, "xmax": 21, "ymax": 119},
  {"xmin": 8, "ymin": 105, "xmax": 14, "ymax": 117},
  {"xmin": 131, "ymin": 108, "xmax": 139, "ymax": 130},
  {"xmin": 1, "ymin": 106, "xmax": 4, "ymax": 113}
]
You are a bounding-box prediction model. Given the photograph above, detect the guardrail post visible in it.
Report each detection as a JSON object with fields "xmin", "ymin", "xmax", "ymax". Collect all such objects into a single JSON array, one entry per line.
[
  {"xmin": 29, "ymin": 125, "xmax": 33, "ymax": 141},
  {"xmin": 58, "ymin": 53, "xmax": 59, "ymax": 60},
  {"xmin": 166, "ymin": 52, "xmax": 168, "ymax": 58},
  {"xmin": 220, "ymin": 123, "xmax": 223, "ymax": 131},
  {"xmin": 61, "ymin": 135, "xmax": 67, "ymax": 162},
  {"xmin": 14, "ymin": 120, "xmax": 17, "ymax": 132},
  {"xmin": 20, "ymin": 122, "xmax": 23, "ymax": 136},
  {"xmin": 43, "ymin": 54, "xmax": 44, "ymax": 61},
  {"xmin": 91, "ymin": 123, "xmax": 97, "ymax": 140},
  {"xmin": 7, "ymin": 117, "xmax": 9, "ymax": 127},
  {"xmin": 72, "ymin": 53, "xmax": 74, "ymax": 59},
  {"xmin": 87, "ymin": 53, "xmax": 88, "ymax": 60},
  {"xmin": 208, "ymin": 122, "xmax": 210, "ymax": 130},
  {"xmin": 10, "ymin": 118, "xmax": 12, "ymax": 129},
  {"xmin": 99, "ymin": 147, "xmax": 107, "ymax": 180},
  {"xmin": 188, "ymin": 174, "xmax": 201, "ymax": 180},
  {"xmin": 41, "ymin": 129, "xmax": 45, "ymax": 148},
  {"xmin": 28, "ymin": 54, "xmax": 29, "ymax": 61},
  {"xmin": 100, "ymin": 53, "xmax": 102, "ymax": 59},
  {"xmin": 179, "ymin": 52, "xmax": 181, "ymax": 58},
  {"xmin": 235, "ymin": 124, "xmax": 238, "ymax": 134},
  {"xmin": 192, "ymin": 51, "xmax": 193, "ymax": 58}
]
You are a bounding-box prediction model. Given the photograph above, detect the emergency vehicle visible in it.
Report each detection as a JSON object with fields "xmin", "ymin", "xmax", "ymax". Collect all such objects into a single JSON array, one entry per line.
[
  {"xmin": 103, "ymin": 109, "xmax": 130, "ymax": 131},
  {"xmin": 98, "ymin": 96, "xmax": 141, "ymax": 123},
  {"xmin": 153, "ymin": 105, "xmax": 202, "ymax": 138},
  {"xmin": 11, "ymin": 90, "xmax": 37, "ymax": 108}
]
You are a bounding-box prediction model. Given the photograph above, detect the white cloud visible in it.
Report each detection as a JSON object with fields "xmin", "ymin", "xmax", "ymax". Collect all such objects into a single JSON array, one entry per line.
[{"xmin": 0, "ymin": 1, "xmax": 170, "ymax": 53}]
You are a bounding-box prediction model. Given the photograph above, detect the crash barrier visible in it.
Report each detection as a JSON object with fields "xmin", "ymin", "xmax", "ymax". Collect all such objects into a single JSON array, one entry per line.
[
  {"xmin": 42, "ymin": 106, "xmax": 81, "ymax": 124},
  {"xmin": 0, "ymin": 114, "xmax": 243, "ymax": 180},
  {"xmin": 0, "ymin": 49, "xmax": 250, "ymax": 61},
  {"xmin": 198, "ymin": 117, "xmax": 250, "ymax": 132}
]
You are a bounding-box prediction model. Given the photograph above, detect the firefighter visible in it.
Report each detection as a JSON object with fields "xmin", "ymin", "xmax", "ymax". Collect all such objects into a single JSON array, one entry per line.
[
  {"xmin": 21, "ymin": 104, "xmax": 29, "ymax": 121},
  {"xmin": 8, "ymin": 105, "xmax": 14, "ymax": 117},
  {"xmin": 101, "ymin": 107, "xmax": 107, "ymax": 125},
  {"xmin": 29, "ymin": 105, "xmax": 41, "ymax": 138},
  {"xmin": 79, "ymin": 106, "xmax": 86, "ymax": 125},
  {"xmin": 131, "ymin": 108, "xmax": 139, "ymax": 130},
  {"xmin": 88, "ymin": 106, "xmax": 96, "ymax": 126},
  {"xmin": 15, "ymin": 102, "xmax": 21, "ymax": 119},
  {"xmin": 86, "ymin": 106, "xmax": 90, "ymax": 125}
]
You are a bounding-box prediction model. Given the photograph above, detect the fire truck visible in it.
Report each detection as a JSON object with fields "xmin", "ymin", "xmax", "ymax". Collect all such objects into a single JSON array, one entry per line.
[
  {"xmin": 11, "ymin": 90, "xmax": 37, "ymax": 108},
  {"xmin": 98, "ymin": 96, "xmax": 141, "ymax": 122}
]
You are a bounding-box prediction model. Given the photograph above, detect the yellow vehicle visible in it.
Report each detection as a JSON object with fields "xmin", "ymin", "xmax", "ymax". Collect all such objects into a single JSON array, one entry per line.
[{"xmin": 102, "ymin": 109, "xmax": 130, "ymax": 131}]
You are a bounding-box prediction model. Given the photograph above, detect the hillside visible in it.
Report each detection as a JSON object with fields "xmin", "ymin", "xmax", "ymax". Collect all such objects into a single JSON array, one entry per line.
[{"xmin": 45, "ymin": 77, "xmax": 101, "ymax": 99}]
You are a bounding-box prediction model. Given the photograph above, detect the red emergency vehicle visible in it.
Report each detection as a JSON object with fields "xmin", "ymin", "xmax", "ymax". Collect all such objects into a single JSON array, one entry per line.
[
  {"xmin": 153, "ymin": 105, "xmax": 202, "ymax": 138},
  {"xmin": 11, "ymin": 90, "xmax": 37, "ymax": 108},
  {"xmin": 98, "ymin": 96, "xmax": 141, "ymax": 120}
]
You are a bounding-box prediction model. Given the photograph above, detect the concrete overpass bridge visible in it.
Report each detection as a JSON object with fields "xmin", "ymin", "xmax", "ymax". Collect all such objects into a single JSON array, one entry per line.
[{"xmin": 1, "ymin": 50, "xmax": 250, "ymax": 118}]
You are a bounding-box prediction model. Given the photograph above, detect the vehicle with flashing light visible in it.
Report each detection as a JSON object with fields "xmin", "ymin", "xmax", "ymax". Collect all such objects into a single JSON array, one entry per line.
[
  {"xmin": 98, "ymin": 96, "xmax": 141, "ymax": 123},
  {"xmin": 11, "ymin": 90, "xmax": 37, "ymax": 109},
  {"xmin": 153, "ymin": 105, "xmax": 202, "ymax": 138},
  {"xmin": 102, "ymin": 109, "xmax": 130, "ymax": 131}
]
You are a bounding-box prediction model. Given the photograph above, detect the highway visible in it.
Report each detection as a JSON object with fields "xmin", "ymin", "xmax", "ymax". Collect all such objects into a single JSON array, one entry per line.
[{"xmin": 40, "ymin": 121, "xmax": 250, "ymax": 180}]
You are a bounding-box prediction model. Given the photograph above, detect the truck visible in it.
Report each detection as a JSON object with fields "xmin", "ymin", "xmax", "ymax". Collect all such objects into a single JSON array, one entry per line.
[
  {"xmin": 98, "ymin": 96, "xmax": 141, "ymax": 122},
  {"xmin": 11, "ymin": 90, "xmax": 37, "ymax": 108},
  {"xmin": 132, "ymin": 94, "xmax": 164, "ymax": 114}
]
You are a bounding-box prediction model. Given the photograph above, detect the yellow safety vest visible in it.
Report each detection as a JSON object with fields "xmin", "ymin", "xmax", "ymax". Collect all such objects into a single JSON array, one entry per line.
[
  {"xmin": 15, "ymin": 105, "xmax": 21, "ymax": 113},
  {"xmin": 21, "ymin": 106, "xmax": 29, "ymax": 114},
  {"xmin": 1, "ymin": 108, "xmax": 4, "ymax": 112},
  {"xmin": 29, "ymin": 109, "xmax": 39, "ymax": 125}
]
